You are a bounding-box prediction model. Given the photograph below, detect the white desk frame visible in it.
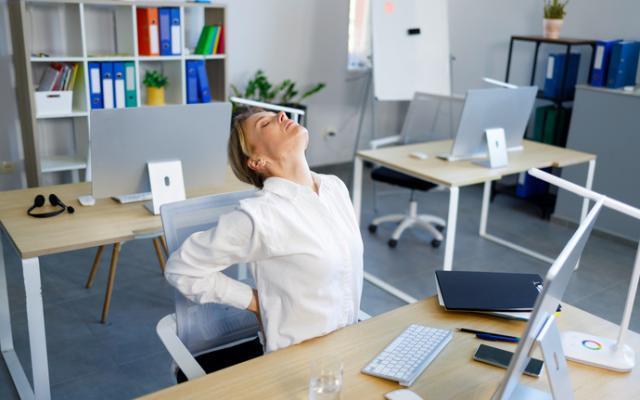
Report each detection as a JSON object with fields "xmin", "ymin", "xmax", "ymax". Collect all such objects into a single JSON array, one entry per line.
[
  {"xmin": 352, "ymin": 156, "xmax": 596, "ymax": 304},
  {"xmin": 0, "ymin": 227, "xmax": 49, "ymax": 400}
]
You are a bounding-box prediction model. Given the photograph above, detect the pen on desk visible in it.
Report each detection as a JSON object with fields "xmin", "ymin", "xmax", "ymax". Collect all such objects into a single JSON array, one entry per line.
[
  {"xmin": 458, "ymin": 328, "xmax": 520, "ymax": 342},
  {"xmin": 475, "ymin": 333, "xmax": 520, "ymax": 343}
]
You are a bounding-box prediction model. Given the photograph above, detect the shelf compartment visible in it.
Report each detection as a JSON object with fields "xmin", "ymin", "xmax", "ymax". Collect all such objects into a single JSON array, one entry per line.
[
  {"xmin": 31, "ymin": 62, "xmax": 88, "ymax": 113},
  {"xmin": 184, "ymin": 6, "xmax": 224, "ymax": 56},
  {"xmin": 37, "ymin": 116, "xmax": 89, "ymax": 184},
  {"xmin": 25, "ymin": 1, "xmax": 83, "ymax": 57},
  {"xmin": 84, "ymin": 4, "xmax": 135, "ymax": 58},
  {"xmin": 139, "ymin": 60, "xmax": 183, "ymax": 105},
  {"xmin": 203, "ymin": 59, "xmax": 226, "ymax": 101}
]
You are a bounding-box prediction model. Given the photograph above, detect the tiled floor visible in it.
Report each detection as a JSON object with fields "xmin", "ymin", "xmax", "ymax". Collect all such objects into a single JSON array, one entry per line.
[{"xmin": 1, "ymin": 163, "xmax": 638, "ymax": 399}]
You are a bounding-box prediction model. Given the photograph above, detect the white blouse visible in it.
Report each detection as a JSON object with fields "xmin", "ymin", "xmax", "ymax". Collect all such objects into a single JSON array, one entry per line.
[{"xmin": 165, "ymin": 172, "xmax": 364, "ymax": 352}]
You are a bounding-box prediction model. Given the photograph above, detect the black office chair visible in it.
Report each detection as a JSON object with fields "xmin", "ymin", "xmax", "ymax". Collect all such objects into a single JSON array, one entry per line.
[{"xmin": 367, "ymin": 92, "xmax": 464, "ymax": 248}]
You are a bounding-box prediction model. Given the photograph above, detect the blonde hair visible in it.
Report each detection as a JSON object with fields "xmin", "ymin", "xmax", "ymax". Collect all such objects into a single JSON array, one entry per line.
[{"xmin": 228, "ymin": 107, "xmax": 266, "ymax": 188}]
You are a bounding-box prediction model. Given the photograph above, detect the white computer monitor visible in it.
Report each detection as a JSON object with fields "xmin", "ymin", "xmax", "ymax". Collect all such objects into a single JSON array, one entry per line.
[
  {"xmin": 90, "ymin": 102, "xmax": 231, "ymax": 199},
  {"xmin": 439, "ymin": 86, "xmax": 538, "ymax": 161},
  {"xmin": 492, "ymin": 199, "xmax": 604, "ymax": 400}
]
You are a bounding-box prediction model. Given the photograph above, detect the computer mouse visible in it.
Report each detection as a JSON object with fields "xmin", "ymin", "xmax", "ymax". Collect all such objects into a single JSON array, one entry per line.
[
  {"xmin": 384, "ymin": 388, "xmax": 424, "ymax": 400},
  {"xmin": 409, "ymin": 151, "xmax": 428, "ymax": 160}
]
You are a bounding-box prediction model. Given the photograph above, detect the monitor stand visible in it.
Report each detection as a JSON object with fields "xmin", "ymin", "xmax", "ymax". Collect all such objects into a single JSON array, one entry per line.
[
  {"xmin": 505, "ymin": 314, "xmax": 573, "ymax": 400},
  {"xmin": 473, "ymin": 128, "xmax": 509, "ymax": 169},
  {"xmin": 145, "ymin": 160, "xmax": 186, "ymax": 215}
]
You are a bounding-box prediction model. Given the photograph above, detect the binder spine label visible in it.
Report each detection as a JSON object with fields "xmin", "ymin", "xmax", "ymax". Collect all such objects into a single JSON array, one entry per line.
[
  {"xmin": 546, "ymin": 57, "xmax": 554, "ymax": 79},
  {"xmin": 594, "ymin": 45, "xmax": 604, "ymax": 69},
  {"xmin": 91, "ymin": 69, "xmax": 101, "ymax": 93}
]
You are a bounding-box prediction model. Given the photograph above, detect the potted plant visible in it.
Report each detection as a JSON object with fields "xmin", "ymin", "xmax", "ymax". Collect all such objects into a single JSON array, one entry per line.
[
  {"xmin": 143, "ymin": 70, "xmax": 168, "ymax": 106},
  {"xmin": 543, "ymin": 0, "xmax": 568, "ymax": 39},
  {"xmin": 231, "ymin": 70, "xmax": 326, "ymax": 123}
]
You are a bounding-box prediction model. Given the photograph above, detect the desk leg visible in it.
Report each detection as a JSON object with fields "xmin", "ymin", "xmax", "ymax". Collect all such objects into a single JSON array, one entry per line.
[
  {"xmin": 443, "ymin": 187, "xmax": 459, "ymax": 271},
  {"xmin": 1, "ymin": 233, "xmax": 46, "ymax": 400},
  {"xmin": 23, "ymin": 257, "xmax": 51, "ymax": 400},
  {"xmin": 352, "ymin": 157, "xmax": 363, "ymax": 226}
]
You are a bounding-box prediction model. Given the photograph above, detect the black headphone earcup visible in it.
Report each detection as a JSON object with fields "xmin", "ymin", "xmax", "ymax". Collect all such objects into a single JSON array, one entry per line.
[
  {"xmin": 49, "ymin": 193, "xmax": 60, "ymax": 207},
  {"xmin": 34, "ymin": 194, "xmax": 45, "ymax": 207}
]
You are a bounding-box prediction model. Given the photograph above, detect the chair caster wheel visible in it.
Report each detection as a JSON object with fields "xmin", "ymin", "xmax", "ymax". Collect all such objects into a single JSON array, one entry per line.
[
  {"xmin": 388, "ymin": 239, "xmax": 398, "ymax": 248},
  {"xmin": 436, "ymin": 225, "xmax": 445, "ymax": 232},
  {"xmin": 431, "ymin": 239, "xmax": 442, "ymax": 248},
  {"xmin": 368, "ymin": 224, "xmax": 378, "ymax": 234}
]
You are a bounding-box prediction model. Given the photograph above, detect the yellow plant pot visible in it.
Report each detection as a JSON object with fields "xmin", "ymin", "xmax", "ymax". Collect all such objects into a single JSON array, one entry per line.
[{"xmin": 147, "ymin": 87, "xmax": 166, "ymax": 106}]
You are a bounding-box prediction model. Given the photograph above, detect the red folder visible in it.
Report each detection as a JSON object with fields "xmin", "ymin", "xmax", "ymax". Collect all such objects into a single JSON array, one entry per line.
[
  {"xmin": 137, "ymin": 8, "xmax": 160, "ymax": 56},
  {"xmin": 217, "ymin": 25, "xmax": 225, "ymax": 54}
]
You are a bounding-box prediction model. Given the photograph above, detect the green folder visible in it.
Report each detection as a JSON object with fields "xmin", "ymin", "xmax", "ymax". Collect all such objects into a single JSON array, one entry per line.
[
  {"xmin": 195, "ymin": 26, "xmax": 215, "ymax": 55},
  {"xmin": 532, "ymin": 106, "xmax": 545, "ymax": 142},
  {"xmin": 542, "ymin": 106, "xmax": 557, "ymax": 145},
  {"xmin": 124, "ymin": 62, "xmax": 137, "ymax": 108}
]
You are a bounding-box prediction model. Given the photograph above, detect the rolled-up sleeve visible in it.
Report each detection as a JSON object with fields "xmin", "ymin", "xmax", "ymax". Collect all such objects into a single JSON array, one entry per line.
[{"xmin": 165, "ymin": 209, "xmax": 261, "ymax": 310}]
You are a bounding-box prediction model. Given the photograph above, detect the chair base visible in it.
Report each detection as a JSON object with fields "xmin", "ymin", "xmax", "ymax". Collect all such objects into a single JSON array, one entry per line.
[{"xmin": 369, "ymin": 200, "xmax": 445, "ymax": 248}]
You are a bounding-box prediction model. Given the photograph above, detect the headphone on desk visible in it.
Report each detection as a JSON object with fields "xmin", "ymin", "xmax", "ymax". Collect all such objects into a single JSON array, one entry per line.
[{"xmin": 27, "ymin": 194, "xmax": 75, "ymax": 218}]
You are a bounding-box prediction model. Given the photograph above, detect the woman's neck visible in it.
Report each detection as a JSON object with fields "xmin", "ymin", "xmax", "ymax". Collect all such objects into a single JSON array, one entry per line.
[{"xmin": 269, "ymin": 154, "xmax": 317, "ymax": 194}]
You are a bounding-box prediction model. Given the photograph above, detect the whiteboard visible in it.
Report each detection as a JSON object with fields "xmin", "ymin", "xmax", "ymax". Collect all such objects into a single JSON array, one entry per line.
[{"xmin": 371, "ymin": 0, "xmax": 451, "ymax": 100}]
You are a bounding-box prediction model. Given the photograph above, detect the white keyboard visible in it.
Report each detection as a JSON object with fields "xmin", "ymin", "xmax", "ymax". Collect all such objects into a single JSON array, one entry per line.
[
  {"xmin": 112, "ymin": 192, "xmax": 152, "ymax": 204},
  {"xmin": 362, "ymin": 324, "xmax": 452, "ymax": 387}
]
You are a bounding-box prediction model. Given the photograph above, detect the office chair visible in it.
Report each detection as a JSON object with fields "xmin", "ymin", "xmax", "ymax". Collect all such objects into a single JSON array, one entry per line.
[
  {"xmin": 156, "ymin": 190, "xmax": 263, "ymax": 382},
  {"xmin": 368, "ymin": 92, "xmax": 464, "ymax": 248}
]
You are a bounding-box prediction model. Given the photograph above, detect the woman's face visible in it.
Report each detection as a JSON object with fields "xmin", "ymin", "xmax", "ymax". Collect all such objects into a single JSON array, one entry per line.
[{"xmin": 242, "ymin": 111, "xmax": 309, "ymax": 165}]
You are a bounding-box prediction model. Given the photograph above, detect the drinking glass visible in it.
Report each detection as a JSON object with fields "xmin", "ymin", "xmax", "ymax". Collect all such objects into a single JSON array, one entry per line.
[{"xmin": 308, "ymin": 356, "xmax": 343, "ymax": 400}]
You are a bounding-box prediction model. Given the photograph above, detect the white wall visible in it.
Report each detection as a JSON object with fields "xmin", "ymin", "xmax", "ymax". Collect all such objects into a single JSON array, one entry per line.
[{"xmin": 0, "ymin": 0, "xmax": 25, "ymax": 190}]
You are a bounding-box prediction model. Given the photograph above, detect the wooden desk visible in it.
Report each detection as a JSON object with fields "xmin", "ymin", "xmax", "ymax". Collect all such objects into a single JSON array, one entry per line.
[
  {"xmin": 0, "ymin": 170, "xmax": 251, "ymax": 400},
  {"xmin": 352, "ymin": 140, "xmax": 596, "ymax": 303},
  {"xmin": 141, "ymin": 297, "xmax": 640, "ymax": 400}
]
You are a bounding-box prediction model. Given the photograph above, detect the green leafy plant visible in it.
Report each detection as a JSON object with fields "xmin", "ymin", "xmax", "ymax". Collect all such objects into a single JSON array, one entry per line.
[
  {"xmin": 143, "ymin": 70, "xmax": 168, "ymax": 88},
  {"xmin": 544, "ymin": 0, "xmax": 568, "ymax": 19},
  {"xmin": 231, "ymin": 70, "xmax": 325, "ymax": 105}
]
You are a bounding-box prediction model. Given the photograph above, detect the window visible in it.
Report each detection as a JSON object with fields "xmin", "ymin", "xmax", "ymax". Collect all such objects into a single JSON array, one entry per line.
[{"xmin": 348, "ymin": 0, "xmax": 371, "ymax": 70}]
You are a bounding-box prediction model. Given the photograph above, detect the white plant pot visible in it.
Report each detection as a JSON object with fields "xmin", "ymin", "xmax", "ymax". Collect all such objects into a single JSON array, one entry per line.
[{"xmin": 543, "ymin": 18, "xmax": 563, "ymax": 39}]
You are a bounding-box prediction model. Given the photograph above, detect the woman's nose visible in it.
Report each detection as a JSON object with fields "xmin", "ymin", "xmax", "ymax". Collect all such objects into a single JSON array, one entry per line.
[{"xmin": 278, "ymin": 111, "xmax": 287, "ymax": 123}]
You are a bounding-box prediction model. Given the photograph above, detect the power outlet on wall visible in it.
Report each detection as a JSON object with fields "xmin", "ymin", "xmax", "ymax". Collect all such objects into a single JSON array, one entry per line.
[
  {"xmin": 323, "ymin": 128, "xmax": 337, "ymax": 140},
  {"xmin": 1, "ymin": 161, "xmax": 15, "ymax": 174}
]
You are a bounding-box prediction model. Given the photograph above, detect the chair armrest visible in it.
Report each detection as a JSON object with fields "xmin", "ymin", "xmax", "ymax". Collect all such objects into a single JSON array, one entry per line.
[
  {"xmin": 156, "ymin": 314, "xmax": 206, "ymax": 381},
  {"xmin": 370, "ymin": 135, "xmax": 402, "ymax": 150}
]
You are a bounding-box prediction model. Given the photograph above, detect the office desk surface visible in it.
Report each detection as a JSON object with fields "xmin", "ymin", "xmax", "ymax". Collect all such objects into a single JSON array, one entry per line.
[
  {"xmin": 0, "ymin": 170, "xmax": 251, "ymax": 259},
  {"xmin": 357, "ymin": 140, "xmax": 596, "ymax": 187},
  {"xmin": 141, "ymin": 297, "xmax": 639, "ymax": 400}
]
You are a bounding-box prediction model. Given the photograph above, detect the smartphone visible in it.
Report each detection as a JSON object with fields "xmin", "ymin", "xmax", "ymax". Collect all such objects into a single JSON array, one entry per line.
[{"xmin": 473, "ymin": 344, "xmax": 544, "ymax": 377}]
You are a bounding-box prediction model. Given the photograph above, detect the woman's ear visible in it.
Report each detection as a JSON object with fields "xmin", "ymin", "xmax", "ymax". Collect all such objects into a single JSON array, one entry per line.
[{"xmin": 247, "ymin": 158, "xmax": 268, "ymax": 173}]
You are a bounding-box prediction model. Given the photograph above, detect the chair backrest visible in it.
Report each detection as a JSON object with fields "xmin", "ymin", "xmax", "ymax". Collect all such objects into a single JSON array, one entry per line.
[
  {"xmin": 160, "ymin": 190, "xmax": 259, "ymax": 355},
  {"xmin": 400, "ymin": 91, "xmax": 465, "ymax": 144}
]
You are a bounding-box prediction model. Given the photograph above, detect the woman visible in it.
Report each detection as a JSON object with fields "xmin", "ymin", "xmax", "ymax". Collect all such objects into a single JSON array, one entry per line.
[{"xmin": 165, "ymin": 108, "xmax": 364, "ymax": 353}]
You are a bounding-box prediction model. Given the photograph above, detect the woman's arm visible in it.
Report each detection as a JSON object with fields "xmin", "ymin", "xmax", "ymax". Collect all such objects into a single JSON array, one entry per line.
[{"xmin": 165, "ymin": 209, "xmax": 264, "ymax": 311}]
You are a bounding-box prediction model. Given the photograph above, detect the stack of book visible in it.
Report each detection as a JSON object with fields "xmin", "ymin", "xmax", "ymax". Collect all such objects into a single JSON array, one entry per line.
[
  {"xmin": 590, "ymin": 40, "xmax": 640, "ymax": 89},
  {"xmin": 37, "ymin": 63, "xmax": 79, "ymax": 92},
  {"xmin": 194, "ymin": 25, "xmax": 225, "ymax": 55},
  {"xmin": 137, "ymin": 7, "xmax": 182, "ymax": 56},
  {"xmin": 434, "ymin": 271, "xmax": 559, "ymax": 321}
]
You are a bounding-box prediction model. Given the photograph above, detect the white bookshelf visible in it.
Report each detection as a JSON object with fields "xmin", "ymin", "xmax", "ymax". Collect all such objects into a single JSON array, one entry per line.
[{"xmin": 9, "ymin": 0, "xmax": 228, "ymax": 187}]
